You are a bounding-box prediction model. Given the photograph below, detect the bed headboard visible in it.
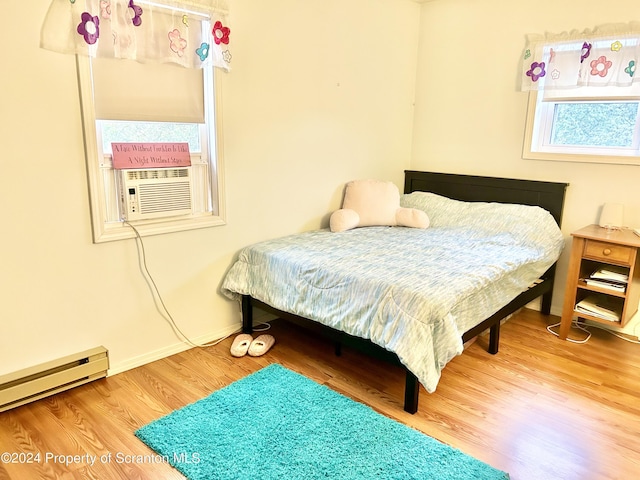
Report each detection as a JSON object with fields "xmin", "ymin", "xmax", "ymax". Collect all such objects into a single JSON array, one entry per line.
[{"xmin": 404, "ymin": 170, "xmax": 569, "ymax": 227}]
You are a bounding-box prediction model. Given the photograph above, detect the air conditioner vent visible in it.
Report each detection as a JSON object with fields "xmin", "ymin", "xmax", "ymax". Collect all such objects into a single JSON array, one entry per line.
[
  {"xmin": 121, "ymin": 167, "xmax": 194, "ymax": 221},
  {"xmin": 139, "ymin": 182, "xmax": 192, "ymax": 214},
  {"xmin": 126, "ymin": 168, "xmax": 189, "ymax": 181}
]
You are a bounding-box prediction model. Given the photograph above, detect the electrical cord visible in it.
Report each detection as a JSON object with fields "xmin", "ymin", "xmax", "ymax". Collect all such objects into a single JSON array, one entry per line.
[
  {"xmin": 546, "ymin": 320, "xmax": 640, "ymax": 344},
  {"xmin": 546, "ymin": 321, "xmax": 591, "ymax": 344},
  {"xmin": 124, "ymin": 221, "xmax": 270, "ymax": 348}
]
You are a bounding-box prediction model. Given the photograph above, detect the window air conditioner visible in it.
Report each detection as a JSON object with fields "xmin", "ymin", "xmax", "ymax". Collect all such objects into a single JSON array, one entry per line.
[{"xmin": 120, "ymin": 167, "xmax": 194, "ymax": 221}]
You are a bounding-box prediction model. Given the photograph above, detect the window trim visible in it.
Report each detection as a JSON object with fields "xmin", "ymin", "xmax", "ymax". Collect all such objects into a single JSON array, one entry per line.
[
  {"xmin": 76, "ymin": 55, "xmax": 226, "ymax": 243},
  {"xmin": 523, "ymin": 91, "xmax": 640, "ymax": 166}
]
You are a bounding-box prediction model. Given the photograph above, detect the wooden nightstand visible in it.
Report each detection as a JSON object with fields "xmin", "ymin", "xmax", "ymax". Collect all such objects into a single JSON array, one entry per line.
[{"xmin": 559, "ymin": 225, "xmax": 640, "ymax": 340}]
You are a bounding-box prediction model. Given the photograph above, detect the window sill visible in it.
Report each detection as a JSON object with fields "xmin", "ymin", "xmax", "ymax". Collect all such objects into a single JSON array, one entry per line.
[
  {"xmin": 93, "ymin": 213, "xmax": 226, "ymax": 243},
  {"xmin": 522, "ymin": 149, "xmax": 640, "ymax": 166}
]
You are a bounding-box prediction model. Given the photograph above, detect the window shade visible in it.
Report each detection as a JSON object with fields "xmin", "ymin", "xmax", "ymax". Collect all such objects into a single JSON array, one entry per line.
[
  {"xmin": 542, "ymin": 83, "xmax": 640, "ymax": 102},
  {"xmin": 92, "ymin": 57, "xmax": 205, "ymax": 123}
]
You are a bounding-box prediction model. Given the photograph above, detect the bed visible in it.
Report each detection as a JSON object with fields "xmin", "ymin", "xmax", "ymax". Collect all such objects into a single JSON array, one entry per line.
[{"xmin": 221, "ymin": 171, "xmax": 568, "ymax": 413}]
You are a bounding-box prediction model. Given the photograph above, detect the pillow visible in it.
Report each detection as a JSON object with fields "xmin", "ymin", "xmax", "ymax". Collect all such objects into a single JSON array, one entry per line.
[
  {"xmin": 400, "ymin": 192, "xmax": 470, "ymax": 227},
  {"xmin": 400, "ymin": 191, "xmax": 558, "ymax": 243},
  {"xmin": 330, "ymin": 179, "xmax": 429, "ymax": 232},
  {"xmin": 343, "ymin": 179, "xmax": 399, "ymax": 227}
]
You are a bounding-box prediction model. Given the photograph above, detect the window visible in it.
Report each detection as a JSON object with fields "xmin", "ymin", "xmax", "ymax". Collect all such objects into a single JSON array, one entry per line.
[
  {"xmin": 78, "ymin": 57, "xmax": 225, "ymax": 243},
  {"xmin": 524, "ymin": 86, "xmax": 640, "ymax": 164},
  {"xmin": 521, "ymin": 27, "xmax": 640, "ymax": 165},
  {"xmin": 68, "ymin": 2, "xmax": 228, "ymax": 243}
]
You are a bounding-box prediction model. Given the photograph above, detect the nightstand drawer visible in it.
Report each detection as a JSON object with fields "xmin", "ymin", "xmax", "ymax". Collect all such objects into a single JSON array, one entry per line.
[{"xmin": 584, "ymin": 239, "xmax": 633, "ymax": 264}]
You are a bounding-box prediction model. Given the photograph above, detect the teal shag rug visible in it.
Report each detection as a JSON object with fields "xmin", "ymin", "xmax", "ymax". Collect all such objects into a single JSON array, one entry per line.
[{"xmin": 135, "ymin": 364, "xmax": 509, "ymax": 480}]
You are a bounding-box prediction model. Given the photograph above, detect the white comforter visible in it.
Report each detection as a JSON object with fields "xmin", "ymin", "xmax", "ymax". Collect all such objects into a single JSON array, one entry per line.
[{"xmin": 221, "ymin": 193, "xmax": 564, "ymax": 393}]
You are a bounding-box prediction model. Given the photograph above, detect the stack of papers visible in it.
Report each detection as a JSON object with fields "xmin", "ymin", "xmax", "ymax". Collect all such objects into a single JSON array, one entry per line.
[
  {"xmin": 583, "ymin": 267, "xmax": 628, "ymax": 292},
  {"xmin": 575, "ymin": 294, "xmax": 621, "ymax": 322}
]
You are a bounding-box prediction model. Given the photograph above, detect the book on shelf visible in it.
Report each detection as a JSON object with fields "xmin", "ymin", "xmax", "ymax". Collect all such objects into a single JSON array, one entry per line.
[
  {"xmin": 575, "ymin": 294, "xmax": 621, "ymax": 322},
  {"xmin": 582, "ymin": 277, "xmax": 626, "ymax": 292},
  {"xmin": 590, "ymin": 266, "xmax": 629, "ymax": 284}
]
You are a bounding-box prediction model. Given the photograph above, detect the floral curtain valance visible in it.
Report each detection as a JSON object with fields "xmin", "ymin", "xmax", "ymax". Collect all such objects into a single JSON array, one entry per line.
[
  {"xmin": 520, "ymin": 22, "xmax": 640, "ymax": 91},
  {"xmin": 41, "ymin": 0, "xmax": 231, "ymax": 71}
]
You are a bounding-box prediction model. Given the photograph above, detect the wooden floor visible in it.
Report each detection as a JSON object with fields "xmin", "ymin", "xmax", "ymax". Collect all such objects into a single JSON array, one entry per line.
[{"xmin": 1, "ymin": 308, "xmax": 639, "ymax": 480}]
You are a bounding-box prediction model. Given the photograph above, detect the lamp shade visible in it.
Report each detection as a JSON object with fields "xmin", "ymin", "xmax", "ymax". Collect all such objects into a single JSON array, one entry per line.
[{"xmin": 599, "ymin": 203, "xmax": 625, "ymax": 229}]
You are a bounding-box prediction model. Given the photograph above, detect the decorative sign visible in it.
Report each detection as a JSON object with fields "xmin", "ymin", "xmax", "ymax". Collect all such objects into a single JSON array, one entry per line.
[{"xmin": 111, "ymin": 143, "xmax": 191, "ymax": 169}]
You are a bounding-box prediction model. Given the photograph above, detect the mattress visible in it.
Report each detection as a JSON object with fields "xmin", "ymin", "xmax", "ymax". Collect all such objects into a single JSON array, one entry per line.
[{"xmin": 221, "ymin": 193, "xmax": 564, "ymax": 392}]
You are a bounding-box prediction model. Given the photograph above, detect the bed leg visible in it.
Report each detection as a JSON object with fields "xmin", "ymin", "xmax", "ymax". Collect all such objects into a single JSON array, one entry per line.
[
  {"xmin": 404, "ymin": 370, "xmax": 419, "ymax": 414},
  {"xmin": 540, "ymin": 266, "xmax": 555, "ymax": 315},
  {"xmin": 488, "ymin": 322, "xmax": 500, "ymax": 354},
  {"xmin": 541, "ymin": 289, "xmax": 553, "ymax": 315},
  {"xmin": 241, "ymin": 295, "xmax": 253, "ymax": 334}
]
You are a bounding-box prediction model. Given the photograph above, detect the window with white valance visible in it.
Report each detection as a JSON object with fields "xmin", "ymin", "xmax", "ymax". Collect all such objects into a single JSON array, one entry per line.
[
  {"xmin": 520, "ymin": 22, "xmax": 640, "ymax": 165},
  {"xmin": 40, "ymin": 0, "xmax": 231, "ymax": 242}
]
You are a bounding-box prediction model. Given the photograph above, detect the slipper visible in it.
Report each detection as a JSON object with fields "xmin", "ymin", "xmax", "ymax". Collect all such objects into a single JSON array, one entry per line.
[
  {"xmin": 247, "ymin": 334, "xmax": 275, "ymax": 357},
  {"xmin": 230, "ymin": 334, "xmax": 253, "ymax": 357}
]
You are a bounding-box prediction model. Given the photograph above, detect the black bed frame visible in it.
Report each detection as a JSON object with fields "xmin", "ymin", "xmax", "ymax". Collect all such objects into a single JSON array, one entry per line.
[{"xmin": 241, "ymin": 171, "xmax": 568, "ymax": 413}]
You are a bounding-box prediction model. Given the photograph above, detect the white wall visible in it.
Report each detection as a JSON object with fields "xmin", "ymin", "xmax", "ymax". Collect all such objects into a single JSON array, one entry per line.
[
  {"xmin": 412, "ymin": 0, "xmax": 640, "ymax": 315},
  {"xmin": 0, "ymin": 0, "xmax": 420, "ymax": 376},
  {"xmin": 9, "ymin": 0, "xmax": 631, "ymax": 378}
]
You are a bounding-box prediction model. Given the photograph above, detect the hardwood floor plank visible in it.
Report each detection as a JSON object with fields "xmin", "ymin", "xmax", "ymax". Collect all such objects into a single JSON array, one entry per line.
[{"xmin": 1, "ymin": 308, "xmax": 638, "ymax": 479}]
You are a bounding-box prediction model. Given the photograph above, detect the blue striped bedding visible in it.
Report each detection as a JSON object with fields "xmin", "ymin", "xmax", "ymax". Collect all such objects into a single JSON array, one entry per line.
[{"xmin": 222, "ymin": 193, "xmax": 564, "ymax": 393}]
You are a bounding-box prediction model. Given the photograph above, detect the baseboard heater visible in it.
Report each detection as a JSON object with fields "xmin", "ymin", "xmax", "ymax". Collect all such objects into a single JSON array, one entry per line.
[{"xmin": 0, "ymin": 346, "xmax": 109, "ymax": 412}]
